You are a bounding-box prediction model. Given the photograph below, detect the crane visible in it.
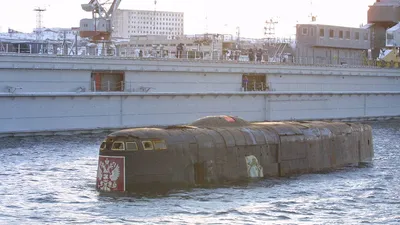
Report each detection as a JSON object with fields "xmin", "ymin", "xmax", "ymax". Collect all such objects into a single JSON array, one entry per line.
[{"xmin": 79, "ymin": 0, "xmax": 122, "ymax": 43}]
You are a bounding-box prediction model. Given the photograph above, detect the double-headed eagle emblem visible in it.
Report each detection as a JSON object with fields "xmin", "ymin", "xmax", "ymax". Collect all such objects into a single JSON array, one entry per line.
[{"xmin": 97, "ymin": 158, "xmax": 120, "ymax": 192}]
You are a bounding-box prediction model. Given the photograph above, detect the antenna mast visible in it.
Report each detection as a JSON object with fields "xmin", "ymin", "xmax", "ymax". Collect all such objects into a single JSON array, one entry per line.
[
  {"xmin": 236, "ymin": 26, "xmax": 240, "ymax": 49},
  {"xmin": 309, "ymin": 0, "xmax": 317, "ymax": 22},
  {"xmin": 34, "ymin": 7, "xmax": 46, "ymax": 40},
  {"xmin": 264, "ymin": 18, "xmax": 278, "ymax": 43}
]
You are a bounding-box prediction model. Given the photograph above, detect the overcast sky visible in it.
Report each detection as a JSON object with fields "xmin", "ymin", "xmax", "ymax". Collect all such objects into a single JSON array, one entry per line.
[{"xmin": 0, "ymin": 0, "xmax": 376, "ymax": 38}]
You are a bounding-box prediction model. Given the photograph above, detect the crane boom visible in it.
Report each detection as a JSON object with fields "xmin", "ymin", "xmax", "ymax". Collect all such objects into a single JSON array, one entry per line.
[
  {"xmin": 107, "ymin": 0, "xmax": 122, "ymax": 18},
  {"xmin": 79, "ymin": 0, "xmax": 122, "ymax": 43}
]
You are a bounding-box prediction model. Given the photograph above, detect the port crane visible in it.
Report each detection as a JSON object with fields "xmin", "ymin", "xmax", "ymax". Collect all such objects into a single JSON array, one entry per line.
[{"xmin": 79, "ymin": 0, "xmax": 122, "ymax": 43}]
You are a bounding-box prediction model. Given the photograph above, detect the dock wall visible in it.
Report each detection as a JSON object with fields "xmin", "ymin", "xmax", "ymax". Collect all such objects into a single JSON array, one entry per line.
[
  {"xmin": 1, "ymin": 91, "xmax": 399, "ymax": 136},
  {"xmin": 1, "ymin": 54, "xmax": 400, "ymax": 136}
]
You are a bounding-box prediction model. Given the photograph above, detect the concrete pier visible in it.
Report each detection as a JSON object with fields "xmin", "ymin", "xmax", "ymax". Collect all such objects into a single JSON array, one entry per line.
[{"xmin": 1, "ymin": 54, "xmax": 399, "ymax": 136}]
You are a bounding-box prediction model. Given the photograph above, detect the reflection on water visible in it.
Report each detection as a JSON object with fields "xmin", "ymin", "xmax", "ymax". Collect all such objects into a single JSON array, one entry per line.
[{"xmin": 0, "ymin": 121, "xmax": 399, "ymax": 224}]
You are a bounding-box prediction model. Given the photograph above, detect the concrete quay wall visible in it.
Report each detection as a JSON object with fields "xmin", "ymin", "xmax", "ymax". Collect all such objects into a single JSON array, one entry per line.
[
  {"xmin": 1, "ymin": 54, "xmax": 400, "ymax": 93},
  {"xmin": 1, "ymin": 91, "xmax": 399, "ymax": 136}
]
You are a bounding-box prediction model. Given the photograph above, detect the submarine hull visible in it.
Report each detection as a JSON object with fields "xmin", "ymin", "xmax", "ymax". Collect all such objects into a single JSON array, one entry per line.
[{"xmin": 96, "ymin": 116, "xmax": 374, "ymax": 193}]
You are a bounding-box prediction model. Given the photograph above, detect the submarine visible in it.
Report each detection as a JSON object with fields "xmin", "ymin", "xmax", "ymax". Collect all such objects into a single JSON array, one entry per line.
[{"xmin": 96, "ymin": 115, "xmax": 374, "ymax": 193}]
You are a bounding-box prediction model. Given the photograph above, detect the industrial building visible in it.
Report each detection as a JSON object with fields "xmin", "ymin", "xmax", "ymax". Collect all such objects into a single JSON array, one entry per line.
[
  {"xmin": 112, "ymin": 9, "xmax": 184, "ymax": 39},
  {"xmin": 295, "ymin": 24, "xmax": 370, "ymax": 65},
  {"xmin": 386, "ymin": 22, "xmax": 400, "ymax": 47}
]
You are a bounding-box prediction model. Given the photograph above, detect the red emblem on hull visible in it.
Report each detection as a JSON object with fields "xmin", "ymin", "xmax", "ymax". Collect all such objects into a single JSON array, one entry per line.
[{"xmin": 97, "ymin": 156, "xmax": 125, "ymax": 192}]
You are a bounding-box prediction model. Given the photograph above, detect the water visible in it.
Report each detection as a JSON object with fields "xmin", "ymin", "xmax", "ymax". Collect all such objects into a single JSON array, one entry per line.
[{"xmin": 0, "ymin": 121, "xmax": 399, "ymax": 225}]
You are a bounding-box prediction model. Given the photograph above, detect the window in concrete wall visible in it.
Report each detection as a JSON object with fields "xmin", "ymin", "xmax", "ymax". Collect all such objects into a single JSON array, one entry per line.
[
  {"xmin": 355, "ymin": 32, "xmax": 360, "ymax": 40},
  {"xmin": 363, "ymin": 32, "xmax": 369, "ymax": 41},
  {"xmin": 345, "ymin": 31, "xmax": 350, "ymax": 39},
  {"xmin": 242, "ymin": 74, "xmax": 268, "ymax": 91},
  {"xmin": 319, "ymin": 28, "xmax": 325, "ymax": 37},
  {"xmin": 387, "ymin": 33, "xmax": 394, "ymax": 40},
  {"xmin": 329, "ymin": 29, "xmax": 334, "ymax": 38},
  {"xmin": 302, "ymin": 27, "xmax": 308, "ymax": 35},
  {"xmin": 339, "ymin": 30, "xmax": 343, "ymax": 39}
]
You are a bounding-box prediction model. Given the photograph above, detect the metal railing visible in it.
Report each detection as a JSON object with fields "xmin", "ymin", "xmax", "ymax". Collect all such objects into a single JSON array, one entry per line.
[
  {"xmin": 242, "ymin": 82, "xmax": 269, "ymax": 92},
  {"xmin": 91, "ymin": 81, "xmax": 155, "ymax": 93},
  {"xmin": 1, "ymin": 50, "xmax": 400, "ymax": 69}
]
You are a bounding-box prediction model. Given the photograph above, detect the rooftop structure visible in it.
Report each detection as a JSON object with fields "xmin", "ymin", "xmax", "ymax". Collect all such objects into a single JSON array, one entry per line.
[
  {"xmin": 0, "ymin": 27, "xmax": 83, "ymax": 55},
  {"xmin": 368, "ymin": 0, "xmax": 400, "ymax": 24},
  {"xmin": 367, "ymin": 0, "xmax": 400, "ymax": 58}
]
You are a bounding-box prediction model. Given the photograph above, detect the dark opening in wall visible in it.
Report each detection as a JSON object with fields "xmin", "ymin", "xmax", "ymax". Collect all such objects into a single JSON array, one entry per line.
[
  {"xmin": 242, "ymin": 73, "xmax": 268, "ymax": 91},
  {"xmin": 91, "ymin": 71, "xmax": 125, "ymax": 91}
]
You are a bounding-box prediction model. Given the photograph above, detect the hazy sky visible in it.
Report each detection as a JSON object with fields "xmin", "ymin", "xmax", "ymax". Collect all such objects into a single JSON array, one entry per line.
[{"xmin": 0, "ymin": 0, "xmax": 376, "ymax": 38}]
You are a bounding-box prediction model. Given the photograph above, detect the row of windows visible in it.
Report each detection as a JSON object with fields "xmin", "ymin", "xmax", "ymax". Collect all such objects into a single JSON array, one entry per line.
[
  {"xmin": 127, "ymin": 28, "xmax": 182, "ymax": 32},
  {"xmin": 126, "ymin": 43, "xmax": 203, "ymax": 47},
  {"xmin": 128, "ymin": 22, "xmax": 183, "ymax": 27},
  {"xmin": 128, "ymin": 35, "xmax": 178, "ymax": 38},
  {"xmin": 127, "ymin": 31, "xmax": 183, "ymax": 35},
  {"xmin": 128, "ymin": 11, "xmax": 183, "ymax": 17},
  {"xmin": 100, "ymin": 140, "xmax": 167, "ymax": 151},
  {"xmin": 301, "ymin": 27, "xmax": 369, "ymax": 41},
  {"xmin": 128, "ymin": 26, "xmax": 182, "ymax": 30},
  {"xmin": 82, "ymin": 23, "xmax": 106, "ymax": 28},
  {"xmin": 129, "ymin": 17, "xmax": 183, "ymax": 22}
]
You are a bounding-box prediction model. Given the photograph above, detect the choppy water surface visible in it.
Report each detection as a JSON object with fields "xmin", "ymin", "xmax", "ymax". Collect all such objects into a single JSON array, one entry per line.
[{"xmin": 0, "ymin": 121, "xmax": 399, "ymax": 225}]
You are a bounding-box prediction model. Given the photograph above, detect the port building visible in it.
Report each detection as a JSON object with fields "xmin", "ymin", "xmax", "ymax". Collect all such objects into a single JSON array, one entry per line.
[
  {"xmin": 112, "ymin": 9, "xmax": 184, "ymax": 39},
  {"xmin": 295, "ymin": 24, "xmax": 370, "ymax": 65}
]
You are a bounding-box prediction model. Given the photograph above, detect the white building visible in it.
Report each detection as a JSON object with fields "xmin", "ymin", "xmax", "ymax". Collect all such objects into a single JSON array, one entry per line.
[
  {"xmin": 112, "ymin": 9, "xmax": 184, "ymax": 39},
  {"xmin": 386, "ymin": 22, "xmax": 400, "ymax": 47},
  {"xmin": 1, "ymin": 27, "xmax": 79, "ymax": 41}
]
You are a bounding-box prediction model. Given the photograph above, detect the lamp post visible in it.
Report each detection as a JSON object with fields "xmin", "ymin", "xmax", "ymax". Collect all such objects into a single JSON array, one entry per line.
[{"xmin": 236, "ymin": 26, "xmax": 240, "ymax": 49}]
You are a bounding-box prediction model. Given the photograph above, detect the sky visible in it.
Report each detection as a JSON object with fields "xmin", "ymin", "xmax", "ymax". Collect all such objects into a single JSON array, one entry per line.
[{"xmin": 0, "ymin": 0, "xmax": 376, "ymax": 38}]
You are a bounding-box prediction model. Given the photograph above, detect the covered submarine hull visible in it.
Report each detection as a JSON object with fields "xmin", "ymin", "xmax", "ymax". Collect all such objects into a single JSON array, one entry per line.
[{"xmin": 96, "ymin": 116, "xmax": 374, "ymax": 193}]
